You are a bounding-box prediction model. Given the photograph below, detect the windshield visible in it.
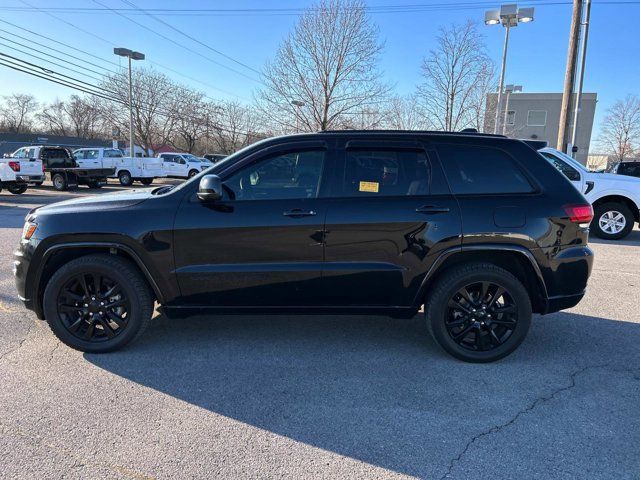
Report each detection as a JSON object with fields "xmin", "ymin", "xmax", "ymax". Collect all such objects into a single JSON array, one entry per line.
[
  {"xmin": 183, "ymin": 154, "xmax": 199, "ymax": 161},
  {"xmin": 544, "ymin": 148, "xmax": 588, "ymax": 172}
]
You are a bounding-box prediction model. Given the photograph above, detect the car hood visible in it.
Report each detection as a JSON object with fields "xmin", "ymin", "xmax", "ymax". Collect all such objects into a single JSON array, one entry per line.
[
  {"xmin": 589, "ymin": 171, "xmax": 640, "ymax": 184},
  {"xmin": 32, "ymin": 189, "xmax": 151, "ymax": 216}
]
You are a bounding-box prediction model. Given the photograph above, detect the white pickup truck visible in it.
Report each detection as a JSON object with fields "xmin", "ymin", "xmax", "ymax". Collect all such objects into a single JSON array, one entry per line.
[
  {"xmin": 0, "ymin": 155, "xmax": 44, "ymax": 194},
  {"xmin": 540, "ymin": 147, "xmax": 640, "ymax": 240},
  {"xmin": 73, "ymin": 148, "xmax": 165, "ymax": 186},
  {"xmin": 157, "ymin": 152, "xmax": 211, "ymax": 179}
]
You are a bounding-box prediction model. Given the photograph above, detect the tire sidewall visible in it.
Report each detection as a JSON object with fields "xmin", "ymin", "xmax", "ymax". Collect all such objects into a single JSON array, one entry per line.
[
  {"xmin": 43, "ymin": 258, "xmax": 146, "ymax": 352},
  {"xmin": 188, "ymin": 170, "xmax": 198, "ymax": 178},
  {"xmin": 118, "ymin": 171, "xmax": 133, "ymax": 186},
  {"xmin": 8, "ymin": 184, "xmax": 27, "ymax": 194},
  {"xmin": 592, "ymin": 202, "xmax": 634, "ymax": 240},
  {"xmin": 428, "ymin": 268, "xmax": 532, "ymax": 363},
  {"xmin": 52, "ymin": 174, "xmax": 66, "ymax": 191}
]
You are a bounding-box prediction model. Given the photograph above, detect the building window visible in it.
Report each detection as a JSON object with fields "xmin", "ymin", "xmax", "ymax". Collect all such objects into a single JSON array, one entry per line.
[
  {"xmin": 527, "ymin": 110, "xmax": 547, "ymax": 126},
  {"xmin": 506, "ymin": 110, "xmax": 516, "ymax": 125}
]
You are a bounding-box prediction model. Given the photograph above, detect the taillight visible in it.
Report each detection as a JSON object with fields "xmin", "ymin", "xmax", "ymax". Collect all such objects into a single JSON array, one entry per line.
[
  {"xmin": 8, "ymin": 161, "xmax": 20, "ymax": 172},
  {"xmin": 563, "ymin": 204, "xmax": 594, "ymax": 224}
]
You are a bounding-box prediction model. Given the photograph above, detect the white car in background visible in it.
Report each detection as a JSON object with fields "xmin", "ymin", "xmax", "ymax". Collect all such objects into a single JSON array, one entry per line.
[
  {"xmin": 157, "ymin": 152, "xmax": 211, "ymax": 179},
  {"xmin": 73, "ymin": 148, "xmax": 165, "ymax": 186},
  {"xmin": 540, "ymin": 147, "xmax": 640, "ymax": 240}
]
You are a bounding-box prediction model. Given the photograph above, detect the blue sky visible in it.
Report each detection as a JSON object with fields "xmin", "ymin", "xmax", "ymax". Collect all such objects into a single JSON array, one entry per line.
[{"xmin": 0, "ymin": 0, "xmax": 638, "ymax": 141}]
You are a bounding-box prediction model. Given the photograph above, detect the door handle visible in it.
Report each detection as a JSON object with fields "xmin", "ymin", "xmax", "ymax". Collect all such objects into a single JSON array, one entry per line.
[
  {"xmin": 415, "ymin": 205, "xmax": 450, "ymax": 214},
  {"xmin": 283, "ymin": 209, "xmax": 317, "ymax": 218}
]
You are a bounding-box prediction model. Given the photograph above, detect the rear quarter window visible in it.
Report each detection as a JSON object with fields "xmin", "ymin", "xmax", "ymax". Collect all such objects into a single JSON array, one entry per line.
[{"xmin": 436, "ymin": 144, "xmax": 534, "ymax": 195}]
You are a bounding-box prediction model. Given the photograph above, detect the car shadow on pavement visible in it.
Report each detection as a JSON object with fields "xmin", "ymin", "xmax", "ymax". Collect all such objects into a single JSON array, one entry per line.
[
  {"xmin": 589, "ymin": 228, "xmax": 640, "ymax": 246},
  {"xmin": 85, "ymin": 310, "xmax": 640, "ymax": 478}
]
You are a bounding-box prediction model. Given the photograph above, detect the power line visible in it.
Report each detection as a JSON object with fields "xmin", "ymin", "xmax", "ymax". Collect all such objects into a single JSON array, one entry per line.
[
  {"xmin": 121, "ymin": 0, "xmax": 262, "ymax": 76},
  {"xmin": 0, "ymin": 16, "xmax": 252, "ymax": 102},
  {"xmin": 0, "ymin": 56, "xmax": 253, "ymax": 136},
  {"xmin": 89, "ymin": 0, "xmax": 262, "ymax": 85}
]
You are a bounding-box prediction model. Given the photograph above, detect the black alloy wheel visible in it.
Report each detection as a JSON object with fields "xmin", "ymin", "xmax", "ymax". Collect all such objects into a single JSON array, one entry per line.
[
  {"xmin": 445, "ymin": 281, "xmax": 517, "ymax": 352},
  {"xmin": 425, "ymin": 263, "xmax": 532, "ymax": 363},
  {"xmin": 56, "ymin": 272, "xmax": 131, "ymax": 342},
  {"xmin": 43, "ymin": 254, "xmax": 154, "ymax": 352}
]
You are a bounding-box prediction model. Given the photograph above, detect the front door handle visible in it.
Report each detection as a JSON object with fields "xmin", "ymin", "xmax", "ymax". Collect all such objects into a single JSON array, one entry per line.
[
  {"xmin": 415, "ymin": 205, "xmax": 450, "ymax": 214},
  {"xmin": 283, "ymin": 209, "xmax": 317, "ymax": 218}
]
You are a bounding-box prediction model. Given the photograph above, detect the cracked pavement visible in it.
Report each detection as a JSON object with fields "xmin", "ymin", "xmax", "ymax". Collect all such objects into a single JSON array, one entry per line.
[{"xmin": 1, "ymin": 187, "xmax": 639, "ymax": 479}]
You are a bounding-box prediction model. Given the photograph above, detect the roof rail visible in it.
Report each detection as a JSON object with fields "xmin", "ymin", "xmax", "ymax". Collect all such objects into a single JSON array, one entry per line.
[{"xmin": 317, "ymin": 129, "xmax": 507, "ymax": 138}]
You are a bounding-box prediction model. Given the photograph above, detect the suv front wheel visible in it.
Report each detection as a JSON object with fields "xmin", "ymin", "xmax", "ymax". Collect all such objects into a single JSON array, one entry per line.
[
  {"xmin": 43, "ymin": 254, "xmax": 154, "ymax": 353},
  {"xmin": 425, "ymin": 263, "xmax": 532, "ymax": 363}
]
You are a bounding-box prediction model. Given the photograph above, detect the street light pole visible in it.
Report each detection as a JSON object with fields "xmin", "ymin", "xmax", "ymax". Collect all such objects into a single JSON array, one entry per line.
[
  {"xmin": 485, "ymin": 5, "xmax": 534, "ymax": 134},
  {"xmin": 495, "ymin": 24, "xmax": 511, "ymax": 134},
  {"xmin": 502, "ymin": 84, "xmax": 522, "ymax": 135},
  {"xmin": 114, "ymin": 48, "xmax": 145, "ymax": 157},
  {"xmin": 570, "ymin": 0, "xmax": 591, "ymax": 158},
  {"xmin": 127, "ymin": 55, "xmax": 134, "ymax": 158}
]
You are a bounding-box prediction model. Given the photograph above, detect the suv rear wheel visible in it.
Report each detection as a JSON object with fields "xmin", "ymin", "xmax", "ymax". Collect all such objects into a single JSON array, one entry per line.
[
  {"xmin": 425, "ymin": 263, "xmax": 532, "ymax": 363},
  {"xmin": 592, "ymin": 202, "xmax": 634, "ymax": 240},
  {"xmin": 43, "ymin": 254, "xmax": 154, "ymax": 353}
]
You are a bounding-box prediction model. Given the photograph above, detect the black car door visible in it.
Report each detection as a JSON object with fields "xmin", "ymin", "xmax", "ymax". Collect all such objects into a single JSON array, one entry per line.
[
  {"xmin": 172, "ymin": 141, "xmax": 333, "ymax": 307},
  {"xmin": 321, "ymin": 138, "xmax": 462, "ymax": 307}
]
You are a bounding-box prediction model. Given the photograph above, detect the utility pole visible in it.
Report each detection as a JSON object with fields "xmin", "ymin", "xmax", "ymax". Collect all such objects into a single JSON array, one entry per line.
[
  {"xmin": 570, "ymin": 0, "xmax": 591, "ymax": 158},
  {"xmin": 557, "ymin": 0, "xmax": 583, "ymax": 153}
]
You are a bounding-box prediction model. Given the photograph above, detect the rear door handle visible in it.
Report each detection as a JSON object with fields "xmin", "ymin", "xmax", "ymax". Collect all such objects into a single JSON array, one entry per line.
[
  {"xmin": 283, "ymin": 209, "xmax": 317, "ymax": 218},
  {"xmin": 415, "ymin": 205, "xmax": 450, "ymax": 214}
]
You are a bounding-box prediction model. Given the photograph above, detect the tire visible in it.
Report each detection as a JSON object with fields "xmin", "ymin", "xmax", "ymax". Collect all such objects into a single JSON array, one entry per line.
[
  {"xmin": 591, "ymin": 202, "xmax": 635, "ymax": 240},
  {"xmin": 188, "ymin": 169, "xmax": 199, "ymax": 178},
  {"xmin": 8, "ymin": 184, "xmax": 27, "ymax": 194},
  {"xmin": 52, "ymin": 173, "xmax": 68, "ymax": 191},
  {"xmin": 140, "ymin": 178, "xmax": 153, "ymax": 186},
  {"xmin": 425, "ymin": 263, "xmax": 532, "ymax": 363},
  {"xmin": 43, "ymin": 254, "xmax": 154, "ymax": 353},
  {"xmin": 118, "ymin": 170, "xmax": 133, "ymax": 186}
]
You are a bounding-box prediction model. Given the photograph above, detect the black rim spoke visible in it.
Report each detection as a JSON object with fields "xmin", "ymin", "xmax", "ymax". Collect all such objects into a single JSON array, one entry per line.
[
  {"xmin": 57, "ymin": 271, "xmax": 128, "ymax": 343},
  {"xmin": 445, "ymin": 281, "xmax": 518, "ymax": 352}
]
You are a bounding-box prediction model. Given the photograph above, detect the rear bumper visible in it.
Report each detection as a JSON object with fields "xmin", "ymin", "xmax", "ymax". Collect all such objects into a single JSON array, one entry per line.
[
  {"xmin": 16, "ymin": 174, "xmax": 45, "ymax": 184},
  {"xmin": 539, "ymin": 245, "xmax": 594, "ymax": 314}
]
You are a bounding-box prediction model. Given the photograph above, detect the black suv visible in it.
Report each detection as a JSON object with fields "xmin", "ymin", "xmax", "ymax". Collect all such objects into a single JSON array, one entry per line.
[{"xmin": 14, "ymin": 131, "xmax": 594, "ymax": 362}]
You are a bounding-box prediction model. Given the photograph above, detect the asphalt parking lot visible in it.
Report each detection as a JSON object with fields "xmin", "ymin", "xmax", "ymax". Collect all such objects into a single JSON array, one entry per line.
[{"xmin": 0, "ymin": 184, "xmax": 639, "ymax": 479}]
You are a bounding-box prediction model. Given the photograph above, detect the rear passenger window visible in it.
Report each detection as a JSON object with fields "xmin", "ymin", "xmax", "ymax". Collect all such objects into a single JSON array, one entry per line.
[
  {"xmin": 340, "ymin": 150, "xmax": 430, "ymax": 197},
  {"xmin": 437, "ymin": 144, "xmax": 534, "ymax": 194}
]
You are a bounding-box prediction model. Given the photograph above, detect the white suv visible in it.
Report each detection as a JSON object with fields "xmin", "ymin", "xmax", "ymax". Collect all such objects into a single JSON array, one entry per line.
[{"xmin": 540, "ymin": 147, "xmax": 640, "ymax": 240}]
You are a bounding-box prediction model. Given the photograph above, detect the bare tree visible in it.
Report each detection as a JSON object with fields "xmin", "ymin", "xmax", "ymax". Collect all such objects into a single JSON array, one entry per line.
[
  {"xmin": 98, "ymin": 68, "xmax": 178, "ymax": 151},
  {"xmin": 382, "ymin": 95, "xmax": 423, "ymax": 130},
  {"xmin": 168, "ymin": 88, "xmax": 212, "ymax": 153},
  {"xmin": 0, "ymin": 93, "xmax": 38, "ymax": 133},
  {"xmin": 39, "ymin": 95, "xmax": 104, "ymax": 138},
  {"xmin": 256, "ymin": 0, "xmax": 389, "ymax": 132},
  {"xmin": 598, "ymin": 95, "xmax": 640, "ymax": 161},
  {"xmin": 416, "ymin": 21, "xmax": 494, "ymax": 131},
  {"xmin": 212, "ymin": 100, "xmax": 261, "ymax": 154}
]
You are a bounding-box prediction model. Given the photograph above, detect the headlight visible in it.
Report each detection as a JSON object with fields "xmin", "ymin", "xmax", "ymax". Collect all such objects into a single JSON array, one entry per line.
[{"xmin": 22, "ymin": 222, "xmax": 37, "ymax": 240}]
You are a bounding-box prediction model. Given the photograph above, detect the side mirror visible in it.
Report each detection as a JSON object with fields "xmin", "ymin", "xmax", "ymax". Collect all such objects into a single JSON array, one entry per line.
[{"xmin": 197, "ymin": 174, "xmax": 223, "ymax": 202}]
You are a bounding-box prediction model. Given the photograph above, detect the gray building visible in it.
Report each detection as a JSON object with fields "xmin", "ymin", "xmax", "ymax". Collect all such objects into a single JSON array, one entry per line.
[{"xmin": 484, "ymin": 92, "xmax": 597, "ymax": 165}]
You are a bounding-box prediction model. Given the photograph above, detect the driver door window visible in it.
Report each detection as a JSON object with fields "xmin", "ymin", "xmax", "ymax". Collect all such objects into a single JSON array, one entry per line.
[{"xmin": 224, "ymin": 150, "xmax": 325, "ymax": 201}]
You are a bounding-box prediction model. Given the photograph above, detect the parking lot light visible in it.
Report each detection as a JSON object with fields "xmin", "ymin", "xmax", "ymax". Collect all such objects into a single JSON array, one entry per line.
[
  {"xmin": 485, "ymin": 4, "xmax": 535, "ymax": 134},
  {"xmin": 113, "ymin": 47, "xmax": 145, "ymax": 158}
]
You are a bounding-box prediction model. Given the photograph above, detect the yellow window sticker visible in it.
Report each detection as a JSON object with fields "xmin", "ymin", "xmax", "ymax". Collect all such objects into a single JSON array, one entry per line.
[{"xmin": 359, "ymin": 181, "xmax": 379, "ymax": 193}]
